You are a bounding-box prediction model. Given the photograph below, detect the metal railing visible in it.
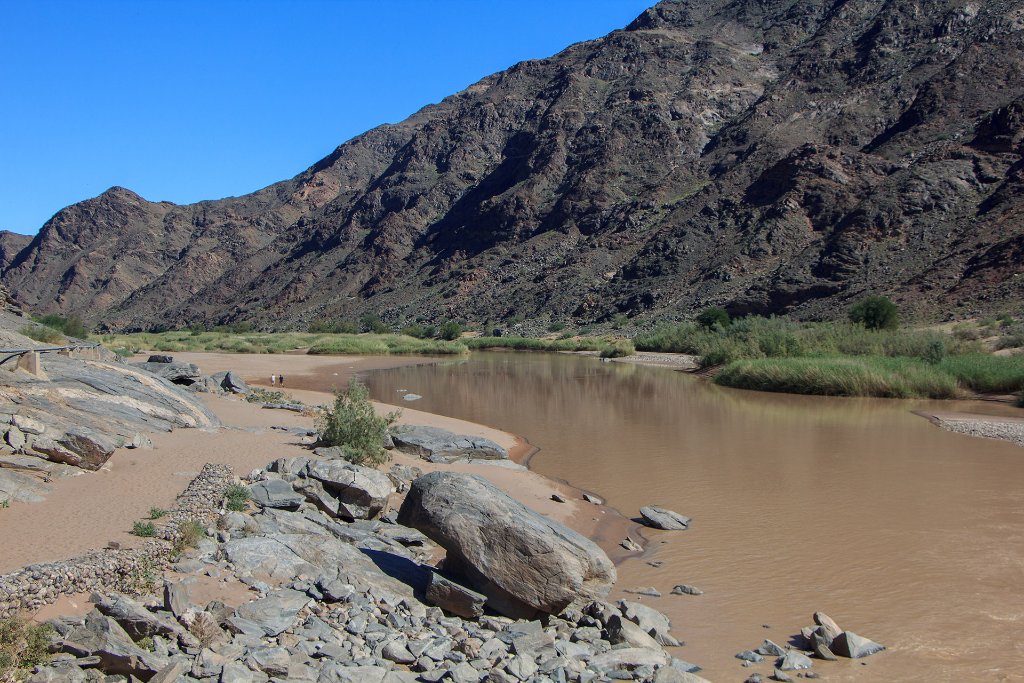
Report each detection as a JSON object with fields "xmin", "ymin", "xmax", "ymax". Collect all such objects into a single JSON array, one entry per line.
[{"xmin": 0, "ymin": 342, "xmax": 101, "ymax": 367}]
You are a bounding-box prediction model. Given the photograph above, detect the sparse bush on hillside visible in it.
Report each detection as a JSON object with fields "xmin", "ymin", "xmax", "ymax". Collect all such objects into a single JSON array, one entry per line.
[
  {"xmin": 849, "ymin": 295, "xmax": 899, "ymax": 330},
  {"xmin": 360, "ymin": 314, "xmax": 389, "ymax": 334},
  {"xmin": 33, "ymin": 313, "xmax": 89, "ymax": 339},
  {"xmin": 696, "ymin": 307, "xmax": 731, "ymax": 330},
  {"xmin": 224, "ymin": 484, "xmax": 251, "ymax": 512},
  {"xmin": 316, "ymin": 378, "xmax": 399, "ymax": 466}
]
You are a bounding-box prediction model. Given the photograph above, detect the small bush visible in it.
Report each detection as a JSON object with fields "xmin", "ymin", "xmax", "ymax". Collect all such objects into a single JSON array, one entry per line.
[
  {"xmin": 172, "ymin": 519, "xmax": 206, "ymax": 557},
  {"xmin": 849, "ymin": 295, "xmax": 899, "ymax": 330},
  {"xmin": 400, "ymin": 323, "xmax": 428, "ymax": 339},
  {"xmin": 0, "ymin": 617, "xmax": 53, "ymax": 677},
  {"xmin": 696, "ymin": 307, "xmax": 731, "ymax": 330},
  {"xmin": 317, "ymin": 378, "xmax": 400, "ymax": 466},
  {"xmin": 20, "ymin": 325, "xmax": 64, "ymax": 344},
  {"xmin": 224, "ymin": 484, "xmax": 251, "ymax": 512},
  {"xmin": 600, "ymin": 341, "xmax": 636, "ymax": 358},
  {"xmin": 360, "ymin": 314, "xmax": 389, "ymax": 334},
  {"xmin": 438, "ymin": 321, "xmax": 463, "ymax": 341},
  {"xmin": 34, "ymin": 314, "xmax": 89, "ymax": 339},
  {"xmin": 547, "ymin": 321, "xmax": 566, "ymax": 333},
  {"xmin": 245, "ymin": 387, "xmax": 288, "ymax": 404},
  {"xmin": 132, "ymin": 521, "xmax": 157, "ymax": 537},
  {"xmin": 148, "ymin": 507, "xmax": 168, "ymax": 520}
]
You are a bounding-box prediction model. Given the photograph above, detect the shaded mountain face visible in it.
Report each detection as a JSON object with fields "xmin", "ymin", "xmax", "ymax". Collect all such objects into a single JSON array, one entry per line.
[{"xmin": 6, "ymin": 0, "xmax": 1024, "ymax": 331}]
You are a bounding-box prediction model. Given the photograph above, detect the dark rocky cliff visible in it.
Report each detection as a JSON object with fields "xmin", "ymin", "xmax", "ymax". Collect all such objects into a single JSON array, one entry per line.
[{"xmin": 6, "ymin": 0, "xmax": 1024, "ymax": 330}]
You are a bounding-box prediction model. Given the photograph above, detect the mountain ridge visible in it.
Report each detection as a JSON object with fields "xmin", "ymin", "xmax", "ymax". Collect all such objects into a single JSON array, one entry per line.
[{"xmin": 6, "ymin": 0, "xmax": 1024, "ymax": 331}]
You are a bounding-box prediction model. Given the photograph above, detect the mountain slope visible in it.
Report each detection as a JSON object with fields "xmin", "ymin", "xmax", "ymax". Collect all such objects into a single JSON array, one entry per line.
[{"xmin": 6, "ymin": 0, "xmax": 1024, "ymax": 331}]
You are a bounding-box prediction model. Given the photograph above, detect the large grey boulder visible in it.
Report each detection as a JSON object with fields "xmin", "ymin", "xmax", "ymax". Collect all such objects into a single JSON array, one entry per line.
[
  {"xmin": 397, "ymin": 472, "xmax": 616, "ymax": 618},
  {"xmin": 304, "ymin": 460, "xmax": 394, "ymax": 520},
  {"xmin": 639, "ymin": 506, "xmax": 691, "ymax": 530},
  {"xmin": 130, "ymin": 361, "xmax": 202, "ymax": 385},
  {"xmin": 0, "ymin": 466, "xmax": 50, "ymax": 502},
  {"xmin": 391, "ymin": 426, "xmax": 508, "ymax": 463}
]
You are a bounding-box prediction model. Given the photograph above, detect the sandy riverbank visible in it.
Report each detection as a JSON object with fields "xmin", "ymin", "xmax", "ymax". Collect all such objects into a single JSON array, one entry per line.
[{"xmin": 0, "ymin": 351, "xmax": 637, "ymax": 576}]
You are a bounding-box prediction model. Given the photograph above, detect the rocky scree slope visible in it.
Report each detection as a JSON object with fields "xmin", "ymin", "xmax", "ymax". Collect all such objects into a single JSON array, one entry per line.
[{"xmin": 6, "ymin": 0, "xmax": 1024, "ymax": 330}]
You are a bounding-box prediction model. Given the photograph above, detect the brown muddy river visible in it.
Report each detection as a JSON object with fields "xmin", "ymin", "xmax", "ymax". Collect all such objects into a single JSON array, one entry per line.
[{"xmin": 363, "ymin": 351, "xmax": 1024, "ymax": 682}]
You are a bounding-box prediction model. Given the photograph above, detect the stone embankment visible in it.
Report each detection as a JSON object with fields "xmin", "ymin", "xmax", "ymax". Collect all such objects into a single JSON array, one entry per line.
[{"xmin": 0, "ymin": 463, "xmax": 231, "ymax": 617}]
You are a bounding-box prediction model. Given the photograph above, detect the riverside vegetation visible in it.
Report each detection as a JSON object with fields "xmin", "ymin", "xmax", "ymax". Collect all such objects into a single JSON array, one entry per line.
[{"xmin": 635, "ymin": 307, "xmax": 1024, "ymax": 399}]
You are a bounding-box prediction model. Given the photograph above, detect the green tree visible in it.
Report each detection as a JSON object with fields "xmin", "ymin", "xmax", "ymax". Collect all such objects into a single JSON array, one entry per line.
[
  {"xmin": 695, "ymin": 307, "xmax": 731, "ymax": 330},
  {"xmin": 360, "ymin": 313, "xmax": 388, "ymax": 334},
  {"xmin": 316, "ymin": 378, "xmax": 399, "ymax": 466},
  {"xmin": 849, "ymin": 295, "xmax": 899, "ymax": 331},
  {"xmin": 438, "ymin": 321, "xmax": 463, "ymax": 340}
]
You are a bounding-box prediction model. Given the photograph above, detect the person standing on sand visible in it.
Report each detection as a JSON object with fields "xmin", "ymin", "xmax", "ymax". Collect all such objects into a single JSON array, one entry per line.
[
  {"xmin": 278, "ymin": 374, "xmax": 285, "ymax": 386},
  {"xmin": 271, "ymin": 374, "xmax": 276, "ymax": 386}
]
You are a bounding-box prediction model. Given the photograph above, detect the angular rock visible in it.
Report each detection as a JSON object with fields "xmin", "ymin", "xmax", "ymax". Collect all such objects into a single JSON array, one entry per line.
[
  {"xmin": 588, "ymin": 647, "xmax": 670, "ymax": 671},
  {"xmin": 654, "ymin": 669, "xmax": 712, "ymax": 683},
  {"xmin": 391, "ymin": 426, "xmax": 508, "ymax": 463},
  {"xmin": 147, "ymin": 355, "xmax": 174, "ymax": 364},
  {"xmin": 618, "ymin": 600, "xmax": 677, "ymax": 646},
  {"xmin": 249, "ymin": 478, "xmax": 305, "ymax": 509},
  {"xmin": 756, "ymin": 639, "xmax": 786, "ymax": 657},
  {"xmin": 425, "ymin": 572, "xmax": 487, "ymax": 619},
  {"xmin": 398, "ymin": 472, "xmax": 615, "ymax": 617},
  {"xmin": 830, "ymin": 631, "xmax": 885, "ymax": 659},
  {"xmin": 639, "ymin": 506, "xmax": 691, "ymax": 530},
  {"xmin": 776, "ymin": 651, "xmax": 813, "ymax": 671},
  {"xmin": 60, "ymin": 612, "xmax": 168, "ymax": 679},
  {"xmin": 93, "ymin": 592, "xmax": 197, "ymax": 647},
  {"xmin": 670, "ymin": 584, "xmax": 703, "ymax": 596},
  {"xmin": 812, "ymin": 611, "xmax": 842, "ymax": 642},
  {"xmin": 736, "ymin": 650, "xmax": 763, "ymax": 663},
  {"xmin": 605, "ymin": 614, "xmax": 661, "ymax": 650},
  {"xmin": 131, "ymin": 361, "xmax": 202, "ymax": 385},
  {"xmin": 305, "ymin": 459, "xmax": 394, "ymax": 520}
]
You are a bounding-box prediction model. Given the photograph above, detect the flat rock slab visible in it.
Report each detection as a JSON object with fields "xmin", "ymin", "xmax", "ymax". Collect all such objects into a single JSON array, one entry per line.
[
  {"xmin": 391, "ymin": 425, "xmax": 508, "ymax": 463},
  {"xmin": 640, "ymin": 505, "xmax": 691, "ymax": 530},
  {"xmin": 249, "ymin": 479, "xmax": 305, "ymax": 510},
  {"xmin": 232, "ymin": 588, "xmax": 311, "ymax": 637}
]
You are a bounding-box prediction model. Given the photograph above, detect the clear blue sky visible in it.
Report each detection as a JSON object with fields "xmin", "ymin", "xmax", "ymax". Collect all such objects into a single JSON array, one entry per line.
[{"xmin": 0, "ymin": 0, "xmax": 654, "ymax": 235}]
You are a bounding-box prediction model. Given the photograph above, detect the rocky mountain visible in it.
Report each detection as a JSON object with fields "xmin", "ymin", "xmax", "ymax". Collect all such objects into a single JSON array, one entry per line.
[{"xmin": 5, "ymin": 0, "xmax": 1024, "ymax": 331}]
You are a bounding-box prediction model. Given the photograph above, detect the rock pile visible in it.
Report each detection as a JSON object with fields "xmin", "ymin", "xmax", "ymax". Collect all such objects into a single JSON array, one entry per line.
[
  {"xmin": 0, "ymin": 464, "xmax": 231, "ymax": 617},
  {"xmin": 27, "ymin": 468, "xmax": 704, "ymax": 683}
]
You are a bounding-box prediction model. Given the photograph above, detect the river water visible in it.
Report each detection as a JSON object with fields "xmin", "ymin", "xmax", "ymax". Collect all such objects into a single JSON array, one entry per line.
[{"xmin": 363, "ymin": 351, "xmax": 1024, "ymax": 682}]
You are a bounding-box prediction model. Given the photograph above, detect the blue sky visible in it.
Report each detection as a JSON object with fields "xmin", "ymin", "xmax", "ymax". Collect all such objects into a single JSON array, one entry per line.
[{"xmin": 0, "ymin": 0, "xmax": 654, "ymax": 235}]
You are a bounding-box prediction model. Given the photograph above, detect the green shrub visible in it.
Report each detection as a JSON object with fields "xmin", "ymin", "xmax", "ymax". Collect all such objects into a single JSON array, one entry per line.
[
  {"xmin": 0, "ymin": 617, "xmax": 52, "ymax": 677},
  {"xmin": 33, "ymin": 314, "xmax": 89, "ymax": 339},
  {"xmin": 360, "ymin": 314, "xmax": 389, "ymax": 334},
  {"xmin": 316, "ymin": 378, "xmax": 400, "ymax": 466},
  {"xmin": 849, "ymin": 295, "xmax": 899, "ymax": 330},
  {"xmin": 696, "ymin": 307, "xmax": 731, "ymax": 330},
  {"xmin": 148, "ymin": 507, "xmax": 168, "ymax": 520},
  {"xmin": 245, "ymin": 387, "xmax": 289, "ymax": 404},
  {"xmin": 600, "ymin": 341, "xmax": 635, "ymax": 358},
  {"xmin": 224, "ymin": 484, "xmax": 251, "ymax": 512},
  {"xmin": 400, "ymin": 323, "xmax": 428, "ymax": 339},
  {"xmin": 547, "ymin": 321, "xmax": 566, "ymax": 332},
  {"xmin": 438, "ymin": 321, "xmax": 463, "ymax": 341},
  {"xmin": 20, "ymin": 324, "xmax": 64, "ymax": 344},
  {"xmin": 132, "ymin": 521, "xmax": 157, "ymax": 537}
]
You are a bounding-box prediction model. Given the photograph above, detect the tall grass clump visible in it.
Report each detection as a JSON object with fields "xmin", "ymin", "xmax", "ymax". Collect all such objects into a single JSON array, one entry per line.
[
  {"xmin": 465, "ymin": 336, "xmax": 608, "ymax": 352},
  {"xmin": 33, "ymin": 314, "xmax": 89, "ymax": 339},
  {"xmin": 600, "ymin": 340, "xmax": 636, "ymax": 358},
  {"xmin": 20, "ymin": 324, "xmax": 64, "ymax": 344},
  {"xmin": 938, "ymin": 354, "xmax": 1024, "ymax": 393},
  {"xmin": 307, "ymin": 334, "xmax": 466, "ymax": 355},
  {"xmin": 715, "ymin": 356, "xmax": 958, "ymax": 399},
  {"xmin": 316, "ymin": 378, "xmax": 399, "ymax": 466}
]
